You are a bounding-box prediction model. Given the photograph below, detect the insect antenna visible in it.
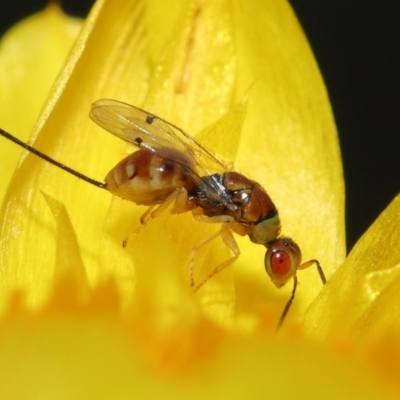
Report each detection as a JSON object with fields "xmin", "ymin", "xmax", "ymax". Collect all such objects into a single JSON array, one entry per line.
[{"xmin": 0, "ymin": 127, "xmax": 106, "ymax": 189}]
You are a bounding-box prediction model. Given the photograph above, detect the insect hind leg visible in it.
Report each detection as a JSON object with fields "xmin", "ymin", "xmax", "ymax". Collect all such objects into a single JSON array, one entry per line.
[
  {"xmin": 134, "ymin": 187, "xmax": 191, "ymax": 234},
  {"xmin": 123, "ymin": 189, "xmax": 192, "ymax": 247},
  {"xmin": 190, "ymin": 223, "xmax": 240, "ymax": 291}
]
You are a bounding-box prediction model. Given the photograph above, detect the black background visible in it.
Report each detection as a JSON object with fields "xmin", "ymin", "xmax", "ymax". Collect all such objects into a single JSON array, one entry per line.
[{"xmin": 0, "ymin": 0, "xmax": 399, "ymax": 252}]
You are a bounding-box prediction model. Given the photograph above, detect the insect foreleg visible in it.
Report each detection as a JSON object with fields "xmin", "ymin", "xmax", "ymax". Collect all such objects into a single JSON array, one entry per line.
[{"xmin": 298, "ymin": 259, "xmax": 327, "ymax": 285}]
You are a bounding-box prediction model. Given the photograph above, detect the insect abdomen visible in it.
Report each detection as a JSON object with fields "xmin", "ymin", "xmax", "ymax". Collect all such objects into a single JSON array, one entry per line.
[{"xmin": 105, "ymin": 150, "xmax": 197, "ymax": 205}]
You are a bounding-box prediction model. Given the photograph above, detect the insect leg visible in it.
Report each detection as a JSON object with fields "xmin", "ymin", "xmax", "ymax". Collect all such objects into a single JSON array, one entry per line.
[
  {"xmin": 139, "ymin": 205, "xmax": 157, "ymax": 225},
  {"xmin": 125, "ymin": 188, "xmax": 196, "ymax": 246},
  {"xmin": 134, "ymin": 188, "xmax": 190, "ymax": 235},
  {"xmin": 298, "ymin": 259, "xmax": 327, "ymax": 285},
  {"xmin": 125, "ymin": 188, "xmax": 192, "ymax": 245},
  {"xmin": 190, "ymin": 224, "xmax": 240, "ymax": 291},
  {"xmin": 149, "ymin": 188, "xmax": 191, "ymax": 218}
]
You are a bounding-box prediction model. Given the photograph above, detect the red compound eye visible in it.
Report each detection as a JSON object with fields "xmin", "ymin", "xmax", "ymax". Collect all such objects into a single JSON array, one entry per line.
[
  {"xmin": 270, "ymin": 250, "xmax": 291, "ymax": 276},
  {"xmin": 264, "ymin": 238, "xmax": 302, "ymax": 288}
]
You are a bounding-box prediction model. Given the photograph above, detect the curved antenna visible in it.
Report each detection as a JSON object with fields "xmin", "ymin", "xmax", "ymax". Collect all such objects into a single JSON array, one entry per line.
[{"xmin": 0, "ymin": 127, "xmax": 106, "ymax": 189}]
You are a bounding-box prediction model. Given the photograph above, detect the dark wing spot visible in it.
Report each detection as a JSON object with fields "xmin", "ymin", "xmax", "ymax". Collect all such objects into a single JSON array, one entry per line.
[
  {"xmin": 146, "ymin": 115, "xmax": 155, "ymax": 124},
  {"xmin": 134, "ymin": 137, "xmax": 143, "ymax": 146}
]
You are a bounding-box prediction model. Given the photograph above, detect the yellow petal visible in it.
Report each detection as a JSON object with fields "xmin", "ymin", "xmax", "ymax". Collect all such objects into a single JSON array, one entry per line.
[
  {"xmin": 304, "ymin": 193, "xmax": 400, "ymax": 337},
  {"xmin": 41, "ymin": 191, "xmax": 90, "ymax": 295},
  {"xmin": 0, "ymin": 0, "xmax": 151, "ymax": 309},
  {"xmin": 0, "ymin": 303, "xmax": 394, "ymax": 399},
  {"xmin": 0, "ymin": 4, "xmax": 82, "ymax": 202}
]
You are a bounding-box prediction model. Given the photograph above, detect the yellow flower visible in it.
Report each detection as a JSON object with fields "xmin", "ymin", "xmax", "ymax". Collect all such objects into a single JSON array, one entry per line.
[{"xmin": 0, "ymin": 0, "xmax": 398, "ymax": 398}]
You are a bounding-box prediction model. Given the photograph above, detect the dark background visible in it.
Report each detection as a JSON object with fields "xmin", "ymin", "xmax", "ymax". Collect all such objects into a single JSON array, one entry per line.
[{"xmin": 1, "ymin": 0, "xmax": 399, "ymax": 252}]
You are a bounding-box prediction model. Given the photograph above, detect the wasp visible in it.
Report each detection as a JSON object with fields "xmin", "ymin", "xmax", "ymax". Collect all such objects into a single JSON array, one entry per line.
[{"xmin": 0, "ymin": 99, "xmax": 326, "ymax": 329}]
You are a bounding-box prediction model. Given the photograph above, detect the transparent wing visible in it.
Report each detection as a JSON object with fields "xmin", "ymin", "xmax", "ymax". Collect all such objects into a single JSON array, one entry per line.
[{"xmin": 90, "ymin": 99, "xmax": 232, "ymax": 205}]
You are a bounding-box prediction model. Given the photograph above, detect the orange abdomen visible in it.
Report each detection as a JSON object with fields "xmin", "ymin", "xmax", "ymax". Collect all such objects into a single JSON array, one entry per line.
[{"xmin": 105, "ymin": 150, "xmax": 197, "ymax": 205}]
